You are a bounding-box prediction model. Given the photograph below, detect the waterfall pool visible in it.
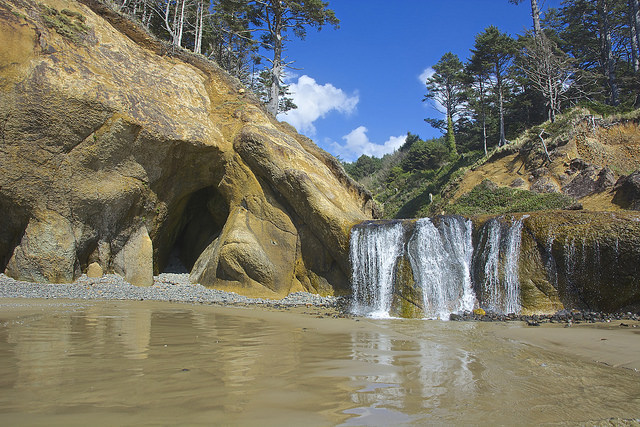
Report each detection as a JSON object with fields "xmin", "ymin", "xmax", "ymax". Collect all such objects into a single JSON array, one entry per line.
[{"xmin": 0, "ymin": 299, "xmax": 638, "ymax": 426}]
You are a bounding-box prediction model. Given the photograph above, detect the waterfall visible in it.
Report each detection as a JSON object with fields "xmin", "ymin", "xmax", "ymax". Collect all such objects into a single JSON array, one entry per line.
[
  {"xmin": 350, "ymin": 221, "xmax": 404, "ymax": 318},
  {"xmin": 407, "ymin": 217, "xmax": 475, "ymax": 319},
  {"xmin": 474, "ymin": 217, "xmax": 525, "ymax": 314},
  {"xmin": 503, "ymin": 218, "xmax": 524, "ymax": 314},
  {"xmin": 479, "ymin": 219, "xmax": 502, "ymax": 312}
]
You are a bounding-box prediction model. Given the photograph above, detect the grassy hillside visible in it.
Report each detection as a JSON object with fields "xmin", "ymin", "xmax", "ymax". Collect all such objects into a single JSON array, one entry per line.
[{"xmin": 343, "ymin": 108, "xmax": 640, "ymax": 219}]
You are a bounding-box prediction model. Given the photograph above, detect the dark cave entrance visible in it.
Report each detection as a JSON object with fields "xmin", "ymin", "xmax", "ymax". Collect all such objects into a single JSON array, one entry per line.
[{"xmin": 160, "ymin": 186, "xmax": 229, "ymax": 274}]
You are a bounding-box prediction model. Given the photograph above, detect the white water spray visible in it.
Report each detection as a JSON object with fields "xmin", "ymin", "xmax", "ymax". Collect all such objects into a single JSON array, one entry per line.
[
  {"xmin": 350, "ymin": 222, "xmax": 404, "ymax": 318},
  {"xmin": 407, "ymin": 217, "xmax": 475, "ymax": 319},
  {"xmin": 475, "ymin": 217, "xmax": 525, "ymax": 314}
]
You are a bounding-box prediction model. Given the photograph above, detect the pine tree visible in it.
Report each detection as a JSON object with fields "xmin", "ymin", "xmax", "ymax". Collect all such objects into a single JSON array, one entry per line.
[
  {"xmin": 423, "ymin": 52, "xmax": 467, "ymax": 154},
  {"xmin": 471, "ymin": 27, "xmax": 517, "ymax": 147},
  {"xmin": 248, "ymin": 0, "xmax": 339, "ymax": 116}
]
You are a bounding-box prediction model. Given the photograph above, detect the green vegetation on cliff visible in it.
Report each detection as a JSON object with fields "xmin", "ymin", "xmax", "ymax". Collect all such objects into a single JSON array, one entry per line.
[
  {"xmin": 342, "ymin": 107, "xmax": 640, "ymax": 218},
  {"xmin": 445, "ymin": 180, "xmax": 573, "ymax": 216}
]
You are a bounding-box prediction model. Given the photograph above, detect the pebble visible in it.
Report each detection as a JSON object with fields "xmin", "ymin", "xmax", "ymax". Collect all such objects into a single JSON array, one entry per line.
[
  {"xmin": 448, "ymin": 308, "xmax": 640, "ymax": 324},
  {"xmin": 0, "ymin": 273, "xmax": 338, "ymax": 308}
]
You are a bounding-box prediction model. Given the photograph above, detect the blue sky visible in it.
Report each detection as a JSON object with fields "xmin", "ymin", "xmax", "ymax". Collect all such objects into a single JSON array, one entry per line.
[{"xmin": 276, "ymin": 0, "xmax": 561, "ymax": 162}]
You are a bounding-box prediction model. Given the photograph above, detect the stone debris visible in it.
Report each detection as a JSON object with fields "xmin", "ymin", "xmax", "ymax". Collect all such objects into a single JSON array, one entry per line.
[
  {"xmin": 0, "ymin": 273, "xmax": 338, "ymax": 308},
  {"xmin": 449, "ymin": 308, "xmax": 640, "ymax": 324}
]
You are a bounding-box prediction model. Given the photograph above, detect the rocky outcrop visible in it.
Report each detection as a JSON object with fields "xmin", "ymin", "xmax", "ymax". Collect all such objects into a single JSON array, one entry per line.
[
  {"xmin": 613, "ymin": 170, "xmax": 640, "ymax": 210},
  {"xmin": 446, "ymin": 110, "xmax": 640, "ymax": 213},
  {"xmin": 0, "ymin": 0, "xmax": 375, "ymax": 296},
  {"xmin": 519, "ymin": 211, "xmax": 640, "ymax": 313}
]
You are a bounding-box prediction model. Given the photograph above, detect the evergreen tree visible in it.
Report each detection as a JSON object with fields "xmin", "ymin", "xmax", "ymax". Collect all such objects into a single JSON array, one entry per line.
[
  {"xmin": 248, "ymin": 0, "xmax": 339, "ymax": 116},
  {"xmin": 471, "ymin": 26, "xmax": 517, "ymax": 146},
  {"xmin": 423, "ymin": 52, "xmax": 467, "ymax": 153}
]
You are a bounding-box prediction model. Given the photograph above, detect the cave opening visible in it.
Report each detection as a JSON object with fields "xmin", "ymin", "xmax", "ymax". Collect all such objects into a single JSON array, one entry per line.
[{"xmin": 161, "ymin": 186, "xmax": 229, "ymax": 274}]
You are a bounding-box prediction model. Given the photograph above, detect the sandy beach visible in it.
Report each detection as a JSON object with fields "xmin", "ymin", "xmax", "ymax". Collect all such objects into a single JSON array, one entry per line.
[
  {"xmin": 1, "ymin": 297, "xmax": 639, "ymax": 425},
  {"xmin": 497, "ymin": 320, "xmax": 640, "ymax": 372}
]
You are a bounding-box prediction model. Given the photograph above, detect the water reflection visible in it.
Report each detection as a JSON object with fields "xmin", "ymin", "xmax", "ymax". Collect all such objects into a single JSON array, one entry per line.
[
  {"xmin": 344, "ymin": 322, "xmax": 480, "ymax": 424},
  {"xmin": 0, "ymin": 300, "xmax": 639, "ymax": 426}
]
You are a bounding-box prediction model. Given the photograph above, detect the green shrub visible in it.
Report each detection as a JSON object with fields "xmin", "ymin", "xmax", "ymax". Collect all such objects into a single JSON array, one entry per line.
[
  {"xmin": 40, "ymin": 5, "xmax": 89, "ymax": 43},
  {"xmin": 401, "ymin": 139, "xmax": 449, "ymax": 171},
  {"xmin": 446, "ymin": 180, "xmax": 574, "ymax": 216}
]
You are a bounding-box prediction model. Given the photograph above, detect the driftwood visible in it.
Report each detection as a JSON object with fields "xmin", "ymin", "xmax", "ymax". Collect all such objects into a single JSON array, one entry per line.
[{"xmin": 538, "ymin": 129, "xmax": 552, "ymax": 164}]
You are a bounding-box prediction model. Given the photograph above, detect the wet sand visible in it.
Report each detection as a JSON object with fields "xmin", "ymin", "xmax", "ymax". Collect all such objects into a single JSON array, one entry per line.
[
  {"xmin": 497, "ymin": 320, "xmax": 640, "ymax": 372},
  {"xmin": 1, "ymin": 298, "xmax": 639, "ymax": 426}
]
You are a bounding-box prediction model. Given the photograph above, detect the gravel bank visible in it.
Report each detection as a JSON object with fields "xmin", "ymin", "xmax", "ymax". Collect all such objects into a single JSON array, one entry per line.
[{"xmin": 0, "ymin": 273, "xmax": 338, "ymax": 308}]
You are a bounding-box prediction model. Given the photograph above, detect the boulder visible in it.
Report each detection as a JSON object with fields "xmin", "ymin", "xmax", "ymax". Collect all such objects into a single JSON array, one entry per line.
[
  {"xmin": 613, "ymin": 171, "xmax": 640, "ymax": 210},
  {"xmin": 113, "ymin": 226, "xmax": 153, "ymax": 287},
  {"xmin": 0, "ymin": 0, "xmax": 375, "ymax": 297},
  {"xmin": 86, "ymin": 262, "xmax": 103, "ymax": 278},
  {"xmin": 561, "ymin": 165, "xmax": 615, "ymax": 199},
  {"xmin": 5, "ymin": 210, "xmax": 79, "ymax": 283}
]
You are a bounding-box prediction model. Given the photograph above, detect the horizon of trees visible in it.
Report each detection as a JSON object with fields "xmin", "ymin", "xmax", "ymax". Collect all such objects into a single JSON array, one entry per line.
[
  {"xmin": 348, "ymin": 0, "xmax": 640, "ymax": 175},
  {"xmin": 418, "ymin": 0, "xmax": 640, "ymax": 161}
]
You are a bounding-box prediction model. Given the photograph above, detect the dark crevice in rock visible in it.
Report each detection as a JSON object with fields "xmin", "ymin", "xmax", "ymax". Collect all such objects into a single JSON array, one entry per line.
[{"xmin": 157, "ymin": 186, "xmax": 228, "ymax": 274}]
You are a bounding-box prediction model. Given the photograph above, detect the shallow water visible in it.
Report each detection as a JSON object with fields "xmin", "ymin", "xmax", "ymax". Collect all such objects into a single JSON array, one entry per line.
[{"xmin": 0, "ymin": 299, "xmax": 638, "ymax": 426}]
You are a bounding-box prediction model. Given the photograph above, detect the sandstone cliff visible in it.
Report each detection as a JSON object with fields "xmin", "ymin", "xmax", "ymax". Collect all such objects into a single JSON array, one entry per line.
[{"xmin": 0, "ymin": 0, "xmax": 377, "ymax": 296}]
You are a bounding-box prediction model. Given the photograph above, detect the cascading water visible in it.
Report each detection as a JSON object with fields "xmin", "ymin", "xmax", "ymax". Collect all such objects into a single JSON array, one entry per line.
[
  {"xmin": 502, "ymin": 218, "xmax": 524, "ymax": 314},
  {"xmin": 407, "ymin": 217, "xmax": 475, "ymax": 319},
  {"xmin": 474, "ymin": 217, "xmax": 525, "ymax": 314},
  {"xmin": 349, "ymin": 215, "xmax": 530, "ymax": 318},
  {"xmin": 350, "ymin": 222, "xmax": 404, "ymax": 318}
]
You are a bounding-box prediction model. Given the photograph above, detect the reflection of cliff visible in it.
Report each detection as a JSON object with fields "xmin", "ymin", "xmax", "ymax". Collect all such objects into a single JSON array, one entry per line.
[
  {"xmin": 5, "ymin": 302, "xmax": 153, "ymax": 402},
  {"xmin": 0, "ymin": 0, "xmax": 375, "ymax": 297},
  {"xmin": 7, "ymin": 309, "xmax": 73, "ymax": 393}
]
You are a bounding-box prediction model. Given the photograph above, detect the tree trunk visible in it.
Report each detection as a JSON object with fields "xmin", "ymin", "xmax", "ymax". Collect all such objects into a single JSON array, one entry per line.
[
  {"xmin": 598, "ymin": 0, "xmax": 619, "ymax": 106},
  {"xmin": 176, "ymin": 0, "xmax": 187, "ymax": 47},
  {"xmin": 172, "ymin": 0, "xmax": 180, "ymax": 45},
  {"xmin": 475, "ymin": 76, "xmax": 488, "ymax": 155},
  {"xmin": 268, "ymin": 42, "xmax": 282, "ymax": 116},
  {"xmin": 497, "ymin": 69, "xmax": 507, "ymax": 146},
  {"xmin": 632, "ymin": 0, "xmax": 640, "ymax": 72},
  {"xmin": 164, "ymin": 0, "xmax": 176, "ymax": 46},
  {"xmin": 194, "ymin": 0, "xmax": 203, "ymax": 54},
  {"xmin": 267, "ymin": 6, "xmax": 284, "ymax": 116},
  {"xmin": 531, "ymin": 0, "xmax": 542, "ymax": 38}
]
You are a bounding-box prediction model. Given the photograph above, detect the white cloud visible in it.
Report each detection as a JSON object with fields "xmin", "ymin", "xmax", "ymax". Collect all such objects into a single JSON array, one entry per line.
[
  {"xmin": 418, "ymin": 67, "xmax": 435, "ymax": 85},
  {"xmin": 278, "ymin": 75, "xmax": 359, "ymax": 135},
  {"xmin": 331, "ymin": 126, "xmax": 406, "ymax": 162}
]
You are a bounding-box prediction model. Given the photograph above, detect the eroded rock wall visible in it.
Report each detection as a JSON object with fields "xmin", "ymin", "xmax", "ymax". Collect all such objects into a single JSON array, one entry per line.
[
  {"xmin": 0, "ymin": 0, "xmax": 375, "ymax": 296},
  {"xmin": 472, "ymin": 211, "xmax": 640, "ymax": 313}
]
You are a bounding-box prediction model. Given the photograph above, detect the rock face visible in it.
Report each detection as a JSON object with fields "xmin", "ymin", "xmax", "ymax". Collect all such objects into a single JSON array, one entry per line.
[
  {"xmin": 0, "ymin": 0, "xmax": 376, "ymax": 296},
  {"xmin": 519, "ymin": 211, "xmax": 640, "ymax": 313}
]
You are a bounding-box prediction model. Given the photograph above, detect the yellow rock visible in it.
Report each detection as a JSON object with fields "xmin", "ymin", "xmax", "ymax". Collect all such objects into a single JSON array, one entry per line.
[
  {"xmin": 473, "ymin": 308, "xmax": 486, "ymax": 316},
  {"xmin": 0, "ymin": 0, "xmax": 376, "ymax": 297},
  {"xmin": 86, "ymin": 262, "xmax": 103, "ymax": 278}
]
